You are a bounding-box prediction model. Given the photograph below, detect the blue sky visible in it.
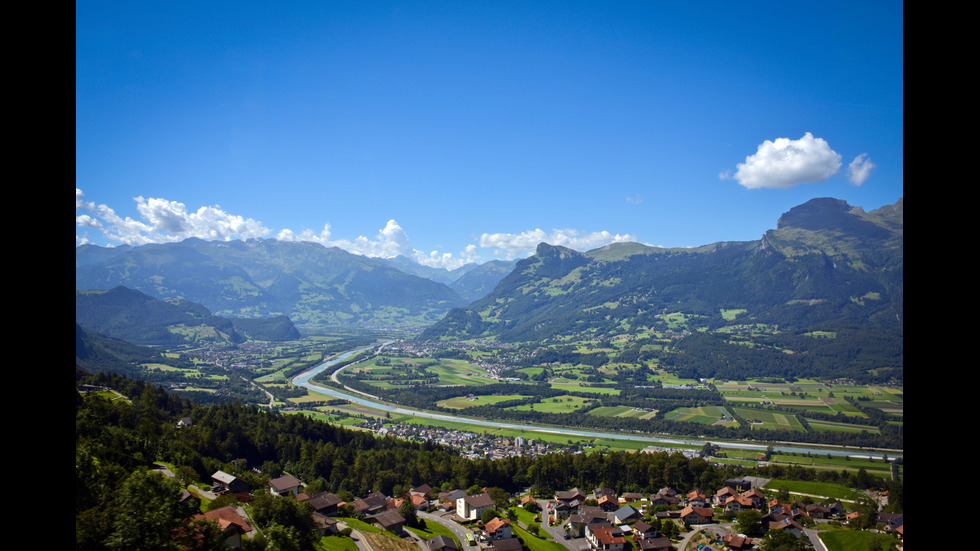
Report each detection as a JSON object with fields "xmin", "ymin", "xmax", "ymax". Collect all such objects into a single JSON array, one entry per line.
[{"xmin": 76, "ymin": 1, "xmax": 903, "ymax": 269}]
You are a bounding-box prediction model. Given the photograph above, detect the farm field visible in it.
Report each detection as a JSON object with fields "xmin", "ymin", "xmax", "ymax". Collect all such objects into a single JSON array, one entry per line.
[
  {"xmin": 437, "ymin": 394, "xmax": 531, "ymax": 409},
  {"xmin": 588, "ymin": 405, "xmax": 658, "ymax": 419},
  {"xmin": 731, "ymin": 407, "xmax": 806, "ymax": 432},
  {"xmin": 662, "ymin": 405, "xmax": 735, "ymax": 427},
  {"xmin": 509, "ymin": 395, "xmax": 594, "ymax": 413}
]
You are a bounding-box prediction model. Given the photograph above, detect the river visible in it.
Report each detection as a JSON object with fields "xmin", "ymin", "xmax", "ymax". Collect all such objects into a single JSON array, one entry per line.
[{"xmin": 291, "ymin": 343, "xmax": 902, "ymax": 460}]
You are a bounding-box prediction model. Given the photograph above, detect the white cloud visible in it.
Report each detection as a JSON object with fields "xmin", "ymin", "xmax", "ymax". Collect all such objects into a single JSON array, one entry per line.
[
  {"xmin": 478, "ymin": 228, "xmax": 637, "ymax": 259},
  {"xmin": 75, "ymin": 188, "xmax": 271, "ymax": 246},
  {"xmin": 75, "ymin": 189, "xmax": 634, "ymax": 271},
  {"xmin": 727, "ymin": 132, "xmax": 842, "ymax": 189},
  {"xmin": 275, "ymin": 219, "xmax": 477, "ymax": 270},
  {"xmin": 847, "ymin": 153, "xmax": 875, "ymax": 185}
]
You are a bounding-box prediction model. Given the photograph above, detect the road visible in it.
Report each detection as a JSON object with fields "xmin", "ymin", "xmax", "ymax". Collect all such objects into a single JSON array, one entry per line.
[{"xmin": 418, "ymin": 511, "xmax": 477, "ymax": 551}]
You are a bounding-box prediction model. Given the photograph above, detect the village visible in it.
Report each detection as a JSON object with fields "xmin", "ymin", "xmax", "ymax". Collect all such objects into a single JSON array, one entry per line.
[
  {"xmin": 366, "ymin": 421, "xmax": 578, "ymax": 460},
  {"xmin": 189, "ymin": 467, "xmax": 903, "ymax": 551}
]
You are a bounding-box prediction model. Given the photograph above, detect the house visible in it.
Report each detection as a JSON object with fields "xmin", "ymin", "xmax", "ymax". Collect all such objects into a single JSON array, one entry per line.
[
  {"xmin": 723, "ymin": 495, "xmax": 757, "ymax": 513},
  {"xmin": 456, "ymin": 493, "xmax": 494, "ymax": 520},
  {"xmin": 630, "ymin": 520, "xmax": 657, "ymax": 540},
  {"xmin": 354, "ymin": 491, "xmax": 389, "ymax": 515},
  {"xmin": 594, "ymin": 487, "xmax": 617, "ymax": 502},
  {"xmin": 569, "ymin": 506, "xmax": 614, "ymax": 534},
  {"xmin": 723, "ymin": 534, "xmax": 753, "ymax": 550},
  {"xmin": 725, "ymin": 478, "xmax": 752, "ymax": 492},
  {"xmin": 308, "ymin": 492, "xmax": 342, "ymax": 515},
  {"xmin": 211, "ymin": 471, "xmax": 249, "ymax": 495},
  {"xmin": 367, "ymin": 510, "xmax": 407, "ymax": 533},
  {"xmin": 684, "ymin": 489, "xmax": 708, "ymax": 508},
  {"xmin": 410, "ymin": 484, "xmax": 434, "ymax": 498},
  {"xmin": 739, "ymin": 488, "xmax": 766, "ymax": 508},
  {"xmin": 439, "ymin": 490, "xmax": 467, "ymax": 511},
  {"xmin": 268, "ymin": 475, "xmax": 303, "ymax": 496},
  {"xmin": 613, "ymin": 504, "xmax": 640, "ymax": 524},
  {"xmin": 313, "ymin": 512, "xmax": 339, "ymax": 536},
  {"xmin": 636, "ymin": 537, "xmax": 672, "ymax": 551},
  {"xmin": 555, "ymin": 488, "xmax": 587, "ymax": 505},
  {"xmin": 805, "ymin": 503, "xmax": 832, "ymax": 519},
  {"xmin": 621, "ymin": 492, "xmax": 644, "ymax": 503},
  {"xmin": 648, "ymin": 488, "xmax": 680, "ymax": 508},
  {"xmin": 713, "ymin": 487, "xmax": 738, "ymax": 506},
  {"xmin": 597, "ymin": 495, "xmax": 619, "ymax": 512},
  {"xmin": 177, "ymin": 417, "xmax": 193, "ymax": 428},
  {"xmin": 679, "ymin": 506, "xmax": 714, "ymax": 525},
  {"xmin": 193, "ymin": 505, "xmax": 252, "ymax": 550},
  {"xmin": 484, "ymin": 517, "xmax": 513, "ymax": 540},
  {"xmin": 585, "ymin": 525, "xmax": 627, "ymax": 551},
  {"xmin": 428, "ymin": 535, "xmax": 459, "ymax": 551},
  {"xmin": 767, "ymin": 517, "xmax": 804, "ymax": 539}
]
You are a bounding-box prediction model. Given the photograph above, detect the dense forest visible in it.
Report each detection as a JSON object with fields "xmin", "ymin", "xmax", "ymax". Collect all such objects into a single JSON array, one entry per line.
[{"xmin": 76, "ymin": 369, "xmax": 902, "ymax": 550}]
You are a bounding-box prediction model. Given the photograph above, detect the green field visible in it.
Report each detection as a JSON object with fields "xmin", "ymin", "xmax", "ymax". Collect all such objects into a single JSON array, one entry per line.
[
  {"xmin": 510, "ymin": 395, "xmax": 594, "ymax": 413},
  {"xmin": 731, "ymin": 407, "xmax": 806, "ymax": 431},
  {"xmin": 438, "ymin": 394, "xmax": 531, "ymax": 409},
  {"xmin": 663, "ymin": 405, "xmax": 735, "ymax": 426}
]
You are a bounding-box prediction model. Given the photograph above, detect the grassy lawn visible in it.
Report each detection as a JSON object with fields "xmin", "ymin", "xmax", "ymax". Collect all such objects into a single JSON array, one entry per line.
[
  {"xmin": 818, "ymin": 528, "xmax": 901, "ymax": 551},
  {"xmin": 761, "ymin": 479, "xmax": 866, "ymax": 501},
  {"xmin": 317, "ymin": 534, "xmax": 360, "ymax": 551},
  {"xmin": 510, "ymin": 524, "xmax": 565, "ymax": 551}
]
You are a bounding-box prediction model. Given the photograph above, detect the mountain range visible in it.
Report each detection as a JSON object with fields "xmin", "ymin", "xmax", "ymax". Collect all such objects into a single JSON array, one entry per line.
[
  {"xmin": 76, "ymin": 198, "xmax": 902, "ymax": 357},
  {"xmin": 421, "ymin": 197, "xmax": 903, "ymax": 344},
  {"xmin": 76, "ymin": 238, "xmax": 478, "ymax": 331}
]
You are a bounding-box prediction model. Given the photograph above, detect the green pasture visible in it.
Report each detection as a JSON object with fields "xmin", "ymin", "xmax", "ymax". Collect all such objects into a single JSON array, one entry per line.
[
  {"xmin": 761, "ymin": 478, "xmax": 867, "ymax": 502},
  {"xmin": 769, "ymin": 454, "xmax": 894, "ymax": 478},
  {"xmin": 510, "ymin": 395, "xmax": 594, "ymax": 413},
  {"xmin": 818, "ymin": 527, "xmax": 900, "ymax": 551},
  {"xmin": 437, "ymin": 394, "xmax": 531, "ymax": 409}
]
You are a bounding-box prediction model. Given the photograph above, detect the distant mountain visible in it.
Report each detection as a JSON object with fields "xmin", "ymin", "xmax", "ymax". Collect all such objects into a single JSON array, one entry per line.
[
  {"xmin": 421, "ymin": 197, "xmax": 904, "ymax": 346},
  {"xmin": 382, "ymin": 256, "xmax": 519, "ymax": 303},
  {"xmin": 75, "ymin": 238, "xmax": 468, "ymax": 332},
  {"xmin": 449, "ymin": 259, "xmax": 519, "ymax": 302},
  {"xmin": 75, "ymin": 323, "xmax": 167, "ymax": 378},
  {"xmin": 76, "ymin": 286, "xmax": 302, "ymax": 345}
]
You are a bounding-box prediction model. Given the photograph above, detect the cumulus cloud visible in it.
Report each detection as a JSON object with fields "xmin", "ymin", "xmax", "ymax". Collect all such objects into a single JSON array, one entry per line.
[
  {"xmin": 847, "ymin": 153, "xmax": 875, "ymax": 185},
  {"xmin": 76, "ymin": 189, "xmax": 637, "ymax": 270},
  {"xmin": 726, "ymin": 132, "xmax": 842, "ymax": 189},
  {"xmin": 478, "ymin": 228, "xmax": 637, "ymax": 259},
  {"xmin": 75, "ymin": 188, "xmax": 271, "ymax": 246}
]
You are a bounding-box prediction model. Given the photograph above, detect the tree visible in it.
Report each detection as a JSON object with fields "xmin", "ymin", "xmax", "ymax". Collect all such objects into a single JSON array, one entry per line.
[
  {"xmin": 249, "ymin": 493, "xmax": 317, "ymax": 549},
  {"xmin": 735, "ymin": 509, "xmax": 763, "ymax": 537},
  {"xmin": 481, "ymin": 507, "xmax": 499, "ymax": 525},
  {"xmin": 760, "ymin": 530, "xmax": 806, "ymax": 551},
  {"xmin": 105, "ymin": 469, "xmax": 187, "ymax": 551}
]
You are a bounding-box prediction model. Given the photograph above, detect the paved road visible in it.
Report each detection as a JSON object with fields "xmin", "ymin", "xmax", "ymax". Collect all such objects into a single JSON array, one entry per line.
[{"xmin": 419, "ymin": 511, "xmax": 477, "ymax": 551}]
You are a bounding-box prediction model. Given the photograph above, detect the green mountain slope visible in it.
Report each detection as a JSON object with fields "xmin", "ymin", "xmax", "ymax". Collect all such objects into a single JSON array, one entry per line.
[
  {"xmin": 76, "ymin": 286, "xmax": 301, "ymax": 345},
  {"xmin": 75, "ymin": 238, "xmax": 468, "ymax": 331},
  {"xmin": 421, "ymin": 198, "xmax": 903, "ymax": 346}
]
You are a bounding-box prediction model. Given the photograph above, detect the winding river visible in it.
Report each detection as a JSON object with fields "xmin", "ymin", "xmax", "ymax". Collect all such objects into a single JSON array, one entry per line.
[{"xmin": 292, "ymin": 343, "xmax": 902, "ymax": 461}]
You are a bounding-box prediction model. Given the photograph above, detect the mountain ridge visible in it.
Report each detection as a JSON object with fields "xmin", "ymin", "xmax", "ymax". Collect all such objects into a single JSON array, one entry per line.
[{"xmin": 420, "ymin": 197, "xmax": 903, "ymax": 348}]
